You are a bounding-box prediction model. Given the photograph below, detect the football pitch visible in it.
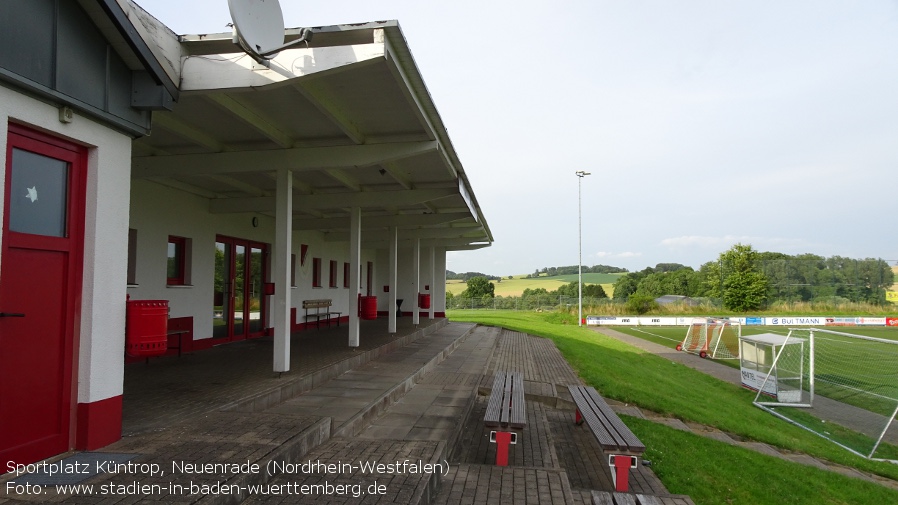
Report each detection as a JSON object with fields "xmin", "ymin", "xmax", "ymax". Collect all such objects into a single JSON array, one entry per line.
[{"xmin": 610, "ymin": 324, "xmax": 898, "ymax": 352}]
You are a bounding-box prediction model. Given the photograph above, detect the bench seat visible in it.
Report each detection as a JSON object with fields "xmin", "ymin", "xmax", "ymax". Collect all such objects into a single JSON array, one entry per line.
[
  {"xmin": 484, "ymin": 371, "xmax": 526, "ymax": 466},
  {"xmin": 569, "ymin": 385, "xmax": 645, "ymax": 492},
  {"xmin": 302, "ymin": 299, "xmax": 342, "ymax": 329}
]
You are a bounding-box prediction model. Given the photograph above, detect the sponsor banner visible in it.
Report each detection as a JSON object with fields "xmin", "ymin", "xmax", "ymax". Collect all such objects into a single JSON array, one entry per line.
[
  {"xmin": 741, "ymin": 368, "xmax": 777, "ymax": 398},
  {"xmin": 888, "ymin": 318, "xmax": 898, "ymax": 327},
  {"xmin": 745, "ymin": 317, "xmax": 764, "ymax": 326},
  {"xmin": 826, "ymin": 317, "xmax": 857, "ymax": 327},
  {"xmin": 585, "ymin": 316, "xmax": 636, "ymax": 326},
  {"xmin": 857, "ymin": 317, "xmax": 887, "ymax": 326},
  {"xmin": 638, "ymin": 317, "xmax": 679, "ymax": 326},
  {"xmin": 766, "ymin": 316, "xmax": 827, "ymax": 326}
]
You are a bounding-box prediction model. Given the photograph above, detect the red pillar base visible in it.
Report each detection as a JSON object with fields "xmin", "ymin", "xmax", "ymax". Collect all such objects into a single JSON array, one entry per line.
[{"xmin": 76, "ymin": 395, "xmax": 123, "ymax": 450}]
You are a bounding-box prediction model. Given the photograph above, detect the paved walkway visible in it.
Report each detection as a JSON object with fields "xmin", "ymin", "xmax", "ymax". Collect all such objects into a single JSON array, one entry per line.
[{"xmin": 1, "ymin": 322, "xmax": 693, "ymax": 504}]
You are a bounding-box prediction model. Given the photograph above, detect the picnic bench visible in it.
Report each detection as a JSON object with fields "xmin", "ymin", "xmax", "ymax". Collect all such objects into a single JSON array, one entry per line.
[
  {"xmin": 569, "ymin": 385, "xmax": 646, "ymax": 492},
  {"xmin": 484, "ymin": 371, "xmax": 526, "ymax": 466},
  {"xmin": 302, "ymin": 299, "xmax": 342, "ymax": 329}
]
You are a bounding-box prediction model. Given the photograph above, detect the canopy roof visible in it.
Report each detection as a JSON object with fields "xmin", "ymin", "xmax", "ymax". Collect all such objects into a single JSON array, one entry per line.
[{"xmin": 115, "ymin": 0, "xmax": 491, "ymax": 251}]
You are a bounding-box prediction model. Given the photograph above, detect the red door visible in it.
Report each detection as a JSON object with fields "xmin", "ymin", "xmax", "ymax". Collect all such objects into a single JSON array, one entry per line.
[{"xmin": 0, "ymin": 124, "xmax": 85, "ymax": 466}]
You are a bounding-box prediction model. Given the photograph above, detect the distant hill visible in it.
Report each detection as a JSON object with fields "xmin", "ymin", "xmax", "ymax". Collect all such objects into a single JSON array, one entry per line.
[{"xmin": 446, "ymin": 272, "xmax": 624, "ymax": 297}]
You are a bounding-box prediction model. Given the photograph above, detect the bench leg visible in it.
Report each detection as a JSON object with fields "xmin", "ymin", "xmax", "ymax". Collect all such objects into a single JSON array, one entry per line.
[
  {"xmin": 610, "ymin": 455, "xmax": 636, "ymax": 492},
  {"xmin": 490, "ymin": 431, "xmax": 515, "ymax": 467}
]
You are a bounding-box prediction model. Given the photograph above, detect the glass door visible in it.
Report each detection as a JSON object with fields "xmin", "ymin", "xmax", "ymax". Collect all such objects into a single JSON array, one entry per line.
[{"xmin": 213, "ymin": 236, "xmax": 269, "ymax": 341}]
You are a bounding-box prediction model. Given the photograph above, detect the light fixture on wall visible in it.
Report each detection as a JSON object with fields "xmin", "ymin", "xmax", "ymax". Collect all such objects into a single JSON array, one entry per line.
[{"xmin": 252, "ymin": 216, "xmax": 259, "ymax": 227}]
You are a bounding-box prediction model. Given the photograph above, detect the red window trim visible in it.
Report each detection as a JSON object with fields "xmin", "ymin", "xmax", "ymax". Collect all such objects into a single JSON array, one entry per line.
[
  {"xmin": 312, "ymin": 257, "xmax": 322, "ymax": 287},
  {"xmin": 329, "ymin": 260, "xmax": 338, "ymax": 288},
  {"xmin": 167, "ymin": 235, "xmax": 186, "ymax": 285}
]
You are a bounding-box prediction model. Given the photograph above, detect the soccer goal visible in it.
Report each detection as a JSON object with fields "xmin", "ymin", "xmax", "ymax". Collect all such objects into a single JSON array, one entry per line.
[
  {"xmin": 750, "ymin": 328, "xmax": 898, "ymax": 463},
  {"xmin": 676, "ymin": 318, "xmax": 741, "ymax": 359}
]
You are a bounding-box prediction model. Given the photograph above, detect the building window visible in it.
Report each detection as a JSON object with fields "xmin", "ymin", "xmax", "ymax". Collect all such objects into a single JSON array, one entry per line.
[
  {"xmin": 343, "ymin": 262, "xmax": 350, "ymax": 288},
  {"xmin": 127, "ymin": 228, "xmax": 138, "ymax": 285},
  {"xmin": 329, "ymin": 260, "xmax": 338, "ymax": 288},
  {"xmin": 312, "ymin": 257, "xmax": 322, "ymax": 287},
  {"xmin": 167, "ymin": 235, "xmax": 189, "ymax": 285},
  {"xmin": 291, "ymin": 254, "xmax": 297, "ymax": 287}
]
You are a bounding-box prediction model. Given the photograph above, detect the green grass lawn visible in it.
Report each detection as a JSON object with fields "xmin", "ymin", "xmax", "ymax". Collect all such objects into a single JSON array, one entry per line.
[{"xmin": 446, "ymin": 309, "xmax": 898, "ymax": 504}]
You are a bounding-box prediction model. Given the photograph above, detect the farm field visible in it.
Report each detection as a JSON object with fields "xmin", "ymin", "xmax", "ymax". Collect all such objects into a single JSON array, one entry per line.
[{"xmin": 447, "ymin": 272, "xmax": 622, "ymax": 297}]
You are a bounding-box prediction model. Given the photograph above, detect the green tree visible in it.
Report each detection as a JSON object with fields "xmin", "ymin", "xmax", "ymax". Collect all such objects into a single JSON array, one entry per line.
[
  {"xmin": 462, "ymin": 276, "xmax": 495, "ymax": 298},
  {"xmin": 625, "ymin": 294, "xmax": 658, "ymax": 314},
  {"xmin": 612, "ymin": 273, "xmax": 641, "ymax": 300},
  {"xmin": 719, "ymin": 244, "xmax": 769, "ymax": 311}
]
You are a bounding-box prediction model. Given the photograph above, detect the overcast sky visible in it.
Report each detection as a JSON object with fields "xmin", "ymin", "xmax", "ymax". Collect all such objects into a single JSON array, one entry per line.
[{"xmin": 138, "ymin": 0, "xmax": 898, "ymax": 276}]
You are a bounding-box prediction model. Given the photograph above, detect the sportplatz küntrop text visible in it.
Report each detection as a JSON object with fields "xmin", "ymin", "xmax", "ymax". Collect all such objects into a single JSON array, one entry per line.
[{"xmin": 6, "ymin": 458, "xmax": 450, "ymax": 498}]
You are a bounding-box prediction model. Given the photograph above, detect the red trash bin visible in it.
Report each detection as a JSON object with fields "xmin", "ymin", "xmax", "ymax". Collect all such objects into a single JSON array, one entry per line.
[
  {"xmin": 418, "ymin": 293, "xmax": 431, "ymax": 309},
  {"xmin": 126, "ymin": 299, "xmax": 169, "ymax": 357},
  {"xmin": 360, "ymin": 295, "xmax": 378, "ymax": 320}
]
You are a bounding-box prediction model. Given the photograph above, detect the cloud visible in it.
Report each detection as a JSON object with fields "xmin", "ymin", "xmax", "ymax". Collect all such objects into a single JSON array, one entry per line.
[
  {"xmin": 660, "ymin": 235, "xmax": 754, "ymax": 248},
  {"xmin": 594, "ymin": 251, "xmax": 643, "ymax": 259},
  {"xmin": 660, "ymin": 235, "xmax": 821, "ymax": 252}
]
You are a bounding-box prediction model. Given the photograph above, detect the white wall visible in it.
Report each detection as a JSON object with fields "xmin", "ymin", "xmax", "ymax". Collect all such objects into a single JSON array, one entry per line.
[
  {"xmin": 128, "ymin": 180, "xmax": 375, "ymax": 339},
  {"xmin": 0, "ymin": 86, "xmax": 133, "ymax": 405}
]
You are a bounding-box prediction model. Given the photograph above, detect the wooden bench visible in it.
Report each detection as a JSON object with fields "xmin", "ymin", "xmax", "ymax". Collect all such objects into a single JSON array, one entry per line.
[
  {"xmin": 569, "ymin": 385, "xmax": 645, "ymax": 492},
  {"xmin": 484, "ymin": 371, "xmax": 526, "ymax": 466},
  {"xmin": 302, "ymin": 299, "xmax": 342, "ymax": 329}
]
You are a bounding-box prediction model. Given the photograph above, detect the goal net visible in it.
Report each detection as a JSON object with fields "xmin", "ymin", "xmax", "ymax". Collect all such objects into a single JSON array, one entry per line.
[
  {"xmin": 676, "ymin": 318, "xmax": 741, "ymax": 359},
  {"xmin": 751, "ymin": 328, "xmax": 898, "ymax": 462}
]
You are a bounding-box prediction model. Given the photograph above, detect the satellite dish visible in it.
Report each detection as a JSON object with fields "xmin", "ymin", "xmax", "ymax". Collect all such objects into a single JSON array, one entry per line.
[{"xmin": 228, "ymin": 0, "xmax": 312, "ymax": 60}]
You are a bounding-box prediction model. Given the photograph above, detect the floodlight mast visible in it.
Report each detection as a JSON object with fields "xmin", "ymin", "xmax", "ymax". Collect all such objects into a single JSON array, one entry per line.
[{"xmin": 576, "ymin": 171, "xmax": 591, "ymax": 326}]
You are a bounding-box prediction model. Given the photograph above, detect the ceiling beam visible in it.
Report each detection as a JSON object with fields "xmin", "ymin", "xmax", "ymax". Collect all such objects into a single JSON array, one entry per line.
[
  {"xmin": 324, "ymin": 226, "xmax": 483, "ymax": 242},
  {"xmin": 209, "ymin": 187, "xmax": 457, "ymax": 214},
  {"xmin": 204, "ymin": 174, "xmax": 269, "ymax": 197},
  {"xmin": 151, "ymin": 113, "xmax": 225, "ymax": 152},
  {"xmin": 324, "ymin": 168, "xmax": 361, "ymax": 191},
  {"xmin": 132, "ymin": 141, "xmax": 438, "ymax": 178},
  {"xmin": 205, "ymin": 93, "xmax": 294, "ymax": 148},
  {"xmin": 294, "ymin": 78, "xmax": 366, "ymax": 144},
  {"xmin": 293, "ymin": 212, "xmax": 471, "ymax": 230}
]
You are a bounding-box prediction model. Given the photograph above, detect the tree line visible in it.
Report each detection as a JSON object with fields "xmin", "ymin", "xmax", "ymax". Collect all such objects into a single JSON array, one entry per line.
[
  {"xmin": 611, "ymin": 244, "xmax": 894, "ymax": 311},
  {"xmin": 447, "ymin": 244, "xmax": 894, "ymax": 312},
  {"xmin": 526, "ymin": 264, "xmax": 628, "ymax": 278}
]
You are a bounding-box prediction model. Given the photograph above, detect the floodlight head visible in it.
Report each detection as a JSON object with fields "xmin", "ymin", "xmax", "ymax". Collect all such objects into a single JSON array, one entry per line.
[{"xmin": 575, "ymin": 171, "xmax": 591, "ymax": 177}]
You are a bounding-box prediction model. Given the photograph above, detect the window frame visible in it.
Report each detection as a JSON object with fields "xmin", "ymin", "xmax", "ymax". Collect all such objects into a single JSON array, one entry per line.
[
  {"xmin": 167, "ymin": 235, "xmax": 187, "ymax": 286},
  {"xmin": 312, "ymin": 257, "xmax": 322, "ymax": 288}
]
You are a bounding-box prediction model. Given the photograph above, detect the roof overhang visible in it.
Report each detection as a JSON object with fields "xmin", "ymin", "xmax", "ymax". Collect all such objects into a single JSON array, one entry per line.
[{"xmin": 128, "ymin": 11, "xmax": 491, "ymax": 250}]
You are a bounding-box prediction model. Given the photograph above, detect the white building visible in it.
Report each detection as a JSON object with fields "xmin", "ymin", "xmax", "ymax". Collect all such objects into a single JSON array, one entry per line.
[{"xmin": 0, "ymin": 0, "xmax": 491, "ymax": 468}]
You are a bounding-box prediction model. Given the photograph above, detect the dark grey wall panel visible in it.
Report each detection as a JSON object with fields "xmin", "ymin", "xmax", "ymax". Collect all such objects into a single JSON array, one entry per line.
[
  {"xmin": 0, "ymin": 0, "xmax": 160, "ymax": 135},
  {"xmin": 0, "ymin": 0, "xmax": 56, "ymax": 86}
]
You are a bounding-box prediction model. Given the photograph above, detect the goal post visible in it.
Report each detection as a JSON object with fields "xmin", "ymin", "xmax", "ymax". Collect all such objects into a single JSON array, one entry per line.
[
  {"xmin": 748, "ymin": 328, "xmax": 898, "ymax": 462},
  {"xmin": 677, "ymin": 318, "xmax": 741, "ymax": 359}
]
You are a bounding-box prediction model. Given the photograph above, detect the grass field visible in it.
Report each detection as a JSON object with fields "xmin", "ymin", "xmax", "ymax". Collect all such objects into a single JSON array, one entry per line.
[
  {"xmin": 447, "ymin": 272, "xmax": 622, "ymax": 297},
  {"xmin": 446, "ymin": 309, "xmax": 898, "ymax": 504}
]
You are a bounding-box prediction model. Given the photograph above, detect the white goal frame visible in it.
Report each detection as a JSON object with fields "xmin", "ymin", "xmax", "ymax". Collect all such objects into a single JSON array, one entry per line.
[
  {"xmin": 752, "ymin": 328, "xmax": 898, "ymax": 462},
  {"xmin": 676, "ymin": 317, "xmax": 741, "ymax": 359}
]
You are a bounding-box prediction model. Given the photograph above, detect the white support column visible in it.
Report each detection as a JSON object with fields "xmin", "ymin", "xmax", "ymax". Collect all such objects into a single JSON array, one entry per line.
[
  {"xmin": 388, "ymin": 226, "xmax": 398, "ymax": 333},
  {"xmin": 412, "ymin": 238, "xmax": 420, "ymax": 326},
  {"xmin": 348, "ymin": 207, "xmax": 361, "ymax": 347},
  {"xmin": 273, "ymin": 169, "xmax": 293, "ymax": 372},
  {"xmin": 428, "ymin": 246, "xmax": 435, "ymax": 320}
]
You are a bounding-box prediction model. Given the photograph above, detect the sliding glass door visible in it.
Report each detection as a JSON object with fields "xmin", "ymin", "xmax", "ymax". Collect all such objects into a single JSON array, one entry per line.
[{"xmin": 213, "ymin": 236, "xmax": 269, "ymax": 341}]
